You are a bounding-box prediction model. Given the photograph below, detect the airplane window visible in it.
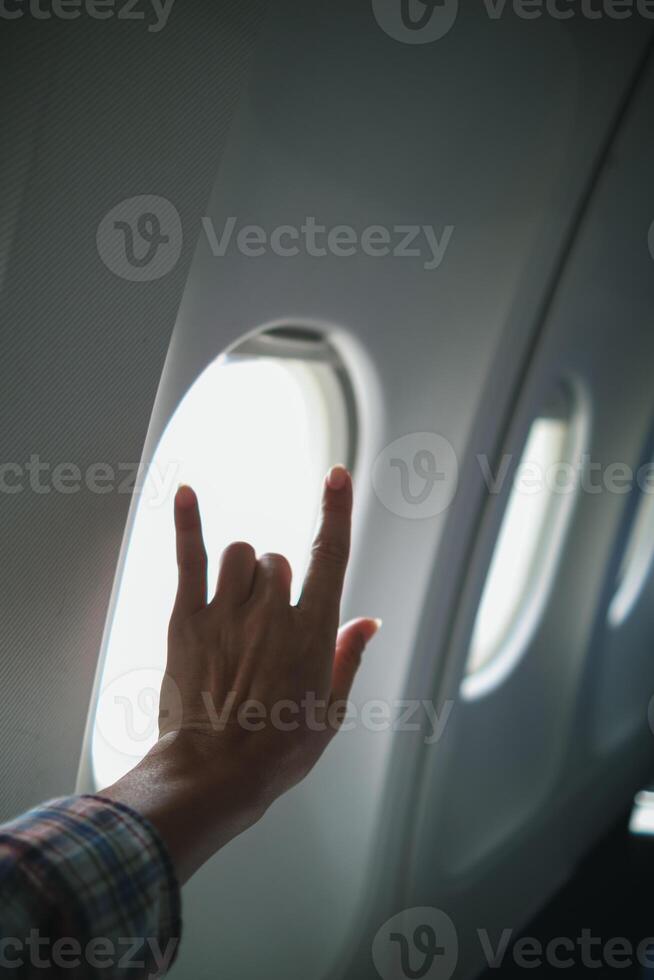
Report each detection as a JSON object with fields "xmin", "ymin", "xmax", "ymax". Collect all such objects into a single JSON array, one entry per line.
[
  {"xmin": 630, "ymin": 790, "xmax": 654, "ymax": 836},
  {"xmin": 91, "ymin": 329, "xmax": 353, "ymax": 788},
  {"xmin": 461, "ymin": 385, "xmax": 585, "ymax": 699},
  {"xmin": 607, "ymin": 474, "xmax": 654, "ymax": 628}
]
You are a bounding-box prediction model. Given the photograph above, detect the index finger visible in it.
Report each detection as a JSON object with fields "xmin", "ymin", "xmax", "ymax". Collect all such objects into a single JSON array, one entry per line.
[
  {"xmin": 172, "ymin": 484, "xmax": 208, "ymax": 620},
  {"xmin": 299, "ymin": 464, "xmax": 352, "ymax": 626}
]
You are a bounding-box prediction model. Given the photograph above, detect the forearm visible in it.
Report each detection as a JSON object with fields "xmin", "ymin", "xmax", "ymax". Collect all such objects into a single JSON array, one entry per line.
[{"xmin": 100, "ymin": 732, "xmax": 268, "ymax": 885}]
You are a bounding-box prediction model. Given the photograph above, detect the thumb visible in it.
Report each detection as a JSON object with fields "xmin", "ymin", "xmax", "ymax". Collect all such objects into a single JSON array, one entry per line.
[{"xmin": 330, "ymin": 617, "xmax": 382, "ymax": 704}]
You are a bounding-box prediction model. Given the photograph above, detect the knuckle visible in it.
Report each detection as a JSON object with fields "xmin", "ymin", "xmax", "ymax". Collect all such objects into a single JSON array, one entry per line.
[
  {"xmin": 311, "ymin": 537, "xmax": 347, "ymax": 568},
  {"xmin": 223, "ymin": 540, "xmax": 255, "ymax": 563},
  {"xmin": 322, "ymin": 494, "xmax": 349, "ymax": 516},
  {"xmin": 261, "ymin": 552, "xmax": 291, "ymax": 575},
  {"xmin": 178, "ymin": 549, "xmax": 207, "ymax": 573}
]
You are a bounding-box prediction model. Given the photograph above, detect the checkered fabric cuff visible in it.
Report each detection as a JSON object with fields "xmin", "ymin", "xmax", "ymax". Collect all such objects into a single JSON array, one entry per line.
[{"xmin": 0, "ymin": 794, "xmax": 182, "ymax": 978}]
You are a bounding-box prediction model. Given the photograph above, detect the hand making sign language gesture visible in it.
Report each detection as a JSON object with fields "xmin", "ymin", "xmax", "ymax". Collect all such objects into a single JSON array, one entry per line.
[{"xmin": 104, "ymin": 464, "xmax": 381, "ymax": 882}]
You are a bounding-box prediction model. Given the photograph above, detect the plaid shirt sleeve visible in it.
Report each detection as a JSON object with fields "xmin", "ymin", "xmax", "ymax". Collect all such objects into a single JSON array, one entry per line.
[{"xmin": 0, "ymin": 794, "xmax": 182, "ymax": 979}]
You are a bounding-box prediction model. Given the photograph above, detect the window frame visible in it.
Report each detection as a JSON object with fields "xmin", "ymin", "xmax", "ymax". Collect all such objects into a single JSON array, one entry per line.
[
  {"xmin": 461, "ymin": 381, "xmax": 589, "ymax": 701},
  {"xmin": 89, "ymin": 326, "xmax": 357, "ymax": 788}
]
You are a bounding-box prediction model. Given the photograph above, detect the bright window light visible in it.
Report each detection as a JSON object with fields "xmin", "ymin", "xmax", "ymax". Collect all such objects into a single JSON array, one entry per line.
[
  {"xmin": 462, "ymin": 386, "xmax": 586, "ymax": 699},
  {"xmin": 92, "ymin": 336, "xmax": 351, "ymax": 788},
  {"xmin": 607, "ymin": 478, "xmax": 654, "ymax": 628},
  {"xmin": 630, "ymin": 790, "xmax": 654, "ymax": 835}
]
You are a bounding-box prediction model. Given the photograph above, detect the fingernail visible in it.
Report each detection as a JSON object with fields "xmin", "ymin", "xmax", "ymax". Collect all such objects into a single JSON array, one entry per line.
[
  {"xmin": 326, "ymin": 464, "xmax": 348, "ymax": 490},
  {"xmin": 176, "ymin": 484, "xmax": 195, "ymax": 508},
  {"xmin": 373, "ymin": 618, "xmax": 383, "ymax": 631}
]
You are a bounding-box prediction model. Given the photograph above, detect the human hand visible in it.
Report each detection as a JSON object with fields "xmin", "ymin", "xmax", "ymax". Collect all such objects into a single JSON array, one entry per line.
[
  {"xmin": 161, "ymin": 464, "xmax": 380, "ymax": 806},
  {"xmin": 103, "ymin": 465, "xmax": 380, "ymax": 882}
]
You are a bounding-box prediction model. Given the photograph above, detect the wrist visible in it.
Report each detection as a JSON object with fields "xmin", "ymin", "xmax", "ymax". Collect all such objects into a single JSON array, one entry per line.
[
  {"xmin": 155, "ymin": 729, "xmax": 270, "ymax": 816},
  {"xmin": 101, "ymin": 731, "xmax": 269, "ymax": 884}
]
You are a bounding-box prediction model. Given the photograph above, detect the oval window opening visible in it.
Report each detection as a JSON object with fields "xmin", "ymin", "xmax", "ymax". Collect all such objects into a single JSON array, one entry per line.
[
  {"xmin": 91, "ymin": 328, "xmax": 354, "ymax": 788},
  {"xmin": 607, "ymin": 470, "xmax": 654, "ymax": 628},
  {"xmin": 461, "ymin": 383, "xmax": 586, "ymax": 700}
]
